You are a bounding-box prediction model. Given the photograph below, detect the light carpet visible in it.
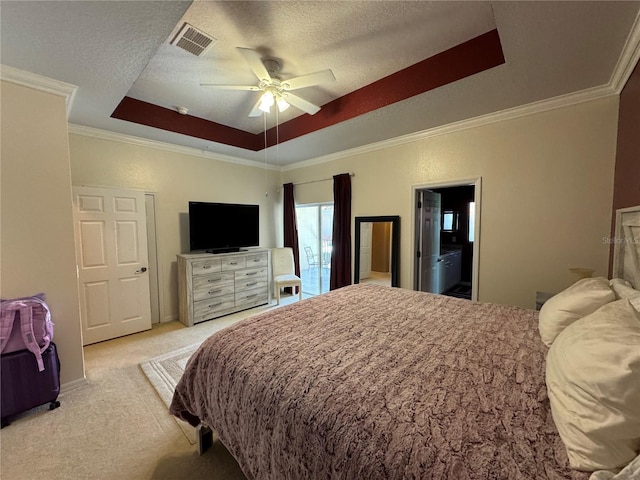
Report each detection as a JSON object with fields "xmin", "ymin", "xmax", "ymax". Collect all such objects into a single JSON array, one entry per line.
[
  {"xmin": 139, "ymin": 293, "xmax": 309, "ymax": 446},
  {"xmin": 140, "ymin": 343, "xmax": 201, "ymax": 444}
]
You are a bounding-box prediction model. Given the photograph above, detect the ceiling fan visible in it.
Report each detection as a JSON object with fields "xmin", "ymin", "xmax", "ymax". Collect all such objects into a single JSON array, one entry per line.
[{"xmin": 201, "ymin": 47, "xmax": 335, "ymax": 117}]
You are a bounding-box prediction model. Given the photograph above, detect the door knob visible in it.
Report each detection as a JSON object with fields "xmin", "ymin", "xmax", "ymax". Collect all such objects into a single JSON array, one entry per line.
[{"xmin": 135, "ymin": 267, "xmax": 148, "ymax": 274}]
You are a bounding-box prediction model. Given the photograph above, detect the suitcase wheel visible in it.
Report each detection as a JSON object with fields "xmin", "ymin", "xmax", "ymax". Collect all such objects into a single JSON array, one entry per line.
[{"xmin": 49, "ymin": 400, "xmax": 60, "ymax": 411}]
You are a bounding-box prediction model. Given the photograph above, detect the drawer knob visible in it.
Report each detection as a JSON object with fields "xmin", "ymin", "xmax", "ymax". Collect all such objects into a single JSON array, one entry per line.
[
  {"xmin": 246, "ymin": 282, "xmax": 257, "ymax": 287},
  {"xmin": 208, "ymin": 278, "xmax": 222, "ymax": 283},
  {"xmin": 246, "ymin": 271, "xmax": 258, "ymax": 276},
  {"xmin": 209, "ymin": 302, "xmax": 222, "ymax": 308},
  {"xmin": 203, "ymin": 265, "xmax": 211, "ymax": 269},
  {"xmin": 209, "ymin": 289, "xmax": 222, "ymax": 294}
]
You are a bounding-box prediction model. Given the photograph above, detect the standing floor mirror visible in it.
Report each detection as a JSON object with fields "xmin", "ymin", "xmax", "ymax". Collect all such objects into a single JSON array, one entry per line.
[{"xmin": 354, "ymin": 216, "xmax": 400, "ymax": 287}]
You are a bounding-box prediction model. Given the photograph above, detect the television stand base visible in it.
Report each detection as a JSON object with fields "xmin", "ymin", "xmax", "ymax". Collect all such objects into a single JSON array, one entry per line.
[{"xmin": 206, "ymin": 247, "xmax": 241, "ymax": 254}]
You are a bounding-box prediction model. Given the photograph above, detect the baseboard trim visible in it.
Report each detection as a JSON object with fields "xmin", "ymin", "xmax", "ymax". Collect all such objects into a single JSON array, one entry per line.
[{"xmin": 60, "ymin": 377, "xmax": 88, "ymax": 394}]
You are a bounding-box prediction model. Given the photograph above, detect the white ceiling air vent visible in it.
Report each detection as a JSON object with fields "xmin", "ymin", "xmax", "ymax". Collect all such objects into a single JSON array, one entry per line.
[{"xmin": 170, "ymin": 23, "xmax": 216, "ymax": 57}]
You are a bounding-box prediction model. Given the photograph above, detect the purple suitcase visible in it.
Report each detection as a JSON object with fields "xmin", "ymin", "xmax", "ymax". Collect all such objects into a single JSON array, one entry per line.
[{"xmin": 1, "ymin": 342, "xmax": 60, "ymax": 427}]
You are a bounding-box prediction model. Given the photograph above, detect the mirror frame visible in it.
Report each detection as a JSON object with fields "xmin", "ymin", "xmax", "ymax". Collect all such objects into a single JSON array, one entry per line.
[{"xmin": 354, "ymin": 215, "xmax": 400, "ymax": 287}]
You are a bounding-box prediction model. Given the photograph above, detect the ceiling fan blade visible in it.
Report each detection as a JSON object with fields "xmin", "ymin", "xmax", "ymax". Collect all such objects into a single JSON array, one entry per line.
[
  {"xmin": 200, "ymin": 84, "xmax": 260, "ymax": 91},
  {"xmin": 281, "ymin": 92, "xmax": 321, "ymax": 115},
  {"xmin": 237, "ymin": 47, "xmax": 271, "ymax": 82},
  {"xmin": 281, "ymin": 69, "xmax": 335, "ymax": 90},
  {"xmin": 248, "ymin": 96, "xmax": 264, "ymax": 117}
]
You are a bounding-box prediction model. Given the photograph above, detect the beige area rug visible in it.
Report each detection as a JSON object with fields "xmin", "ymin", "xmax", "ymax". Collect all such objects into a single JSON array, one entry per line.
[
  {"xmin": 140, "ymin": 343, "xmax": 201, "ymax": 444},
  {"xmin": 139, "ymin": 294, "xmax": 307, "ymax": 446}
]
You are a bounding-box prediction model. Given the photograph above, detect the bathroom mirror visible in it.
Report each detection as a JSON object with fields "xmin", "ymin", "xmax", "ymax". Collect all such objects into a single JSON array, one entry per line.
[{"xmin": 354, "ymin": 216, "xmax": 400, "ymax": 287}]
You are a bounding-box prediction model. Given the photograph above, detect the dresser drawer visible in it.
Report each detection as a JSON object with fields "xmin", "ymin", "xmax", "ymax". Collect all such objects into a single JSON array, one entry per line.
[
  {"xmin": 235, "ymin": 266, "xmax": 268, "ymax": 285},
  {"xmin": 193, "ymin": 272, "xmax": 234, "ymax": 292},
  {"xmin": 235, "ymin": 288, "xmax": 269, "ymax": 308},
  {"xmin": 193, "ymin": 279, "xmax": 235, "ymax": 302},
  {"xmin": 235, "ymin": 277, "xmax": 268, "ymax": 292},
  {"xmin": 192, "ymin": 258, "xmax": 222, "ymax": 275},
  {"xmin": 193, "ymin": 295, "xmax": 235, "ymax": 322},
  {"xmin": 221, "ymin": 256, "xmax": 246, "ymax": 271},
  {"xmin": 245, "ymin": 252, "xmax": 268, "ymax": 268}
]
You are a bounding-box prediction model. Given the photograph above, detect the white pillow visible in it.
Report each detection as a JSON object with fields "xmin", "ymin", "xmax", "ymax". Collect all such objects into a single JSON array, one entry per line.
[
  {"xmin": 546, "ymin": 299, "xmax": 640, "ymax": 471},
  {"xmin": 610, "ymin": 282, "xmax": 640, "ymax": 311},
  {"xmin": 538, "ymin": 277, "xmax": 615, "ymax": 347}
]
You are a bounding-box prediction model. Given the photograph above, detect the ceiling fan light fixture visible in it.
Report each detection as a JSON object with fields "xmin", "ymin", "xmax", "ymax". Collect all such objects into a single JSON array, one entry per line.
[
  {"xmin": 259, "ymin": 91, "xmax": 275, "ymax": 113},
  {"xmin": 276, "ymin": 95, "xmax": 290, "ymax": 113}
]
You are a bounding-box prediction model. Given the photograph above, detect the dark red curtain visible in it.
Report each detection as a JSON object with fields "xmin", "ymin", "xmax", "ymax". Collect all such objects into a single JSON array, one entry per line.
[
  {"xmin": 330, "ymin": 173, "xmax": 352, "ymax": 290},
  {"xmin": 283, "ymin": 183, "xmax": 300, "ymax": 293}
]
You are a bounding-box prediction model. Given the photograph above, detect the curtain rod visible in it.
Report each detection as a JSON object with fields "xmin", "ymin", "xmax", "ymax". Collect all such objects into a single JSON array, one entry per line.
[{"xmin": 291, "ymin": 172, "xmax": 355, "ymax": 187}]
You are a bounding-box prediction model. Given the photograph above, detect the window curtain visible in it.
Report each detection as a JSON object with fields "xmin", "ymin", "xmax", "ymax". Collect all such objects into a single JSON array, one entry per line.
[
  {"xmin": 330, "ymin": 173, "xmax": 352, "ymax": 290},
  {"xmin": 283, "ymin": 183, "xmax": 300, "ymax": 294}
]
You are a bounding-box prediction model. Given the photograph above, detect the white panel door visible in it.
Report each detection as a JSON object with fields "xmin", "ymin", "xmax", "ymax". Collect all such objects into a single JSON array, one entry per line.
[
  {"xmin": 418, "ymin": 190, "xmax": 442, "ymax": 293},
  {"xmin": 73, "ymin": 186, "xmax": 151, "ymax": 345},
  {"xmin": 359, "ymin": 222, "xmax": 373, "ymax": 280}
]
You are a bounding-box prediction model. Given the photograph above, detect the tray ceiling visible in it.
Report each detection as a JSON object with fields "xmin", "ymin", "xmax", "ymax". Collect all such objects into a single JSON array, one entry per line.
[{"xmin": 1, "ymin": 1, "xmax": 639, "ymax": 166}]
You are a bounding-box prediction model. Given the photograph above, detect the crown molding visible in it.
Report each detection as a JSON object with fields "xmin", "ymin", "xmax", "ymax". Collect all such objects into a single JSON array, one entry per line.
[
  {"xmin": 0, "ymin": 64, "xmax": 78, "ymax": 118},
  {"xmin": 71, "ymin": 82, "xmax": 617, "ymax": 175},
  {"xmin": 285, "ymin": 84, "xmax": 618, "ymax": 171},
  {"xmin": 68, "ymin": 10, "xmax": 638, "ymax": 175},
  {"xmin": 610, "ymin": 10, "xmax": 640, "ymax": 93},
  {"xmin": 68, "ymin": 124, "xmax": 280, "ymax": 171},
  {"xmin": 286, "ymin": 11, "xmax": 640, "ymax": 172}
]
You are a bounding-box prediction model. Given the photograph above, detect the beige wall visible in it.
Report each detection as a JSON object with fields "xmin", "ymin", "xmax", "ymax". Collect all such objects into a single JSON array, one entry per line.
[
  {"xmin": 0, "ymin": 77, "xmax": 621, "ymax": 392},
  {"xmin": 283, "ymin": 96, "xmax": 619, "ymax": 308},
  {"xmin": 69, "ymin": 135, "xmax": 281, "ymax": 322},
  {"xmin": 0, "ymin": 75, "xmax": 620, "ymax": 387},
  {"xmin": 1, "ymin": 81, "xmax": 85, "ymax": 385}
]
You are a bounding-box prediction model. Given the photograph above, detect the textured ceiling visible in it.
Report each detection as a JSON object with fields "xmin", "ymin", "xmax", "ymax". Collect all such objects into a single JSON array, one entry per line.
[
  {"xmin": 1, "ymin": 1, "xmax": 639, "ymax": 166},
  {"xmin": 127, "ymin": 1, "xmax": 497, "ymax": 133}
]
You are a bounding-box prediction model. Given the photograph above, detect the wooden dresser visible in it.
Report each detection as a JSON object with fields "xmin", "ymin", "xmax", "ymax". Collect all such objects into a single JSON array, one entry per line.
[{"xmin": 177, "ymin": 249, "xmax": 270, "ymax": 327}]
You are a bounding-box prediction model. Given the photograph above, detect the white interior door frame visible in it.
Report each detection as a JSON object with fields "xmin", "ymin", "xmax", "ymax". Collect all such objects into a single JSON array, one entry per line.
[
  {"xmin": 410, "ymin": 177, "xmax": 482, "ymax": 301},
  {"xmin": 76, "ymin": 187, "xmax": 164, "ymax": 324},
  {"xmin": 73, "ymin": 185, "xmax": 152, "ymax": 344},
  {"xmin": 144, "ymin": 193, "xmax": 163, "ymax": 324}
]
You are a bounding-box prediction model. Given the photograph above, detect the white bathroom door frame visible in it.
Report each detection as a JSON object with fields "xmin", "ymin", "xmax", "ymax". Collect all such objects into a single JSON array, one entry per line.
[{"xmin": 411, "ymin": 177, "xmax": 482, "ymax": 301}]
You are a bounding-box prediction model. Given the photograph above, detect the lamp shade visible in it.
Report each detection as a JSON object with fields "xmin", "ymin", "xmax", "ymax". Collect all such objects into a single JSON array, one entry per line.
[
  {"xmin": 276, "ymin": 95, "xmax": 290, "ymax": 112},
  {"xmin": 259, "ymin": 91, "xmax": 275, "ymax": 113}
]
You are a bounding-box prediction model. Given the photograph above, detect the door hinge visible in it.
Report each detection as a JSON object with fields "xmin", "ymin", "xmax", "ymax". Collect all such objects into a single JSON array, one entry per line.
[
  {"xmin": 417, "ymin": 251, "xmax": 421, "ymax": 258},
  {"xmin": 417, "ymin": 201, "xmax": 422, "ymax": 209}
]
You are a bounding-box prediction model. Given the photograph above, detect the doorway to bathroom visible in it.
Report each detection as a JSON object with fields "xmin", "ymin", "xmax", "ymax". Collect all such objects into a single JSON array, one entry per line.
[{"xmin": 413, "ymin": 178, "xmax": 481, "ymax": 301}]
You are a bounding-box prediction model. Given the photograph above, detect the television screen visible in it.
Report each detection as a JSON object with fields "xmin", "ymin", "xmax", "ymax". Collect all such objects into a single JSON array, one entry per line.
[{"xmin": 189, "ymin": 202, "xmax": 259, "ymax": 253}]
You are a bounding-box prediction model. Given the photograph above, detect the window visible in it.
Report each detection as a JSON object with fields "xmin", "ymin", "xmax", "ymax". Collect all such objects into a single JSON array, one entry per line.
[
  {"xmin": 468, "ymin": 202, "xmax": 475, "ymax": 242},
  {"xmin": 442, "ymin": 210, "xmax": 458, "ymax": 232}
]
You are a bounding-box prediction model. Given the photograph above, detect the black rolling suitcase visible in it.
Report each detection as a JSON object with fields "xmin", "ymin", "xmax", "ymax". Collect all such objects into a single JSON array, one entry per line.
[{"xmin": 1, "ymin": 342, "xmax": 61, "ymax": 427}]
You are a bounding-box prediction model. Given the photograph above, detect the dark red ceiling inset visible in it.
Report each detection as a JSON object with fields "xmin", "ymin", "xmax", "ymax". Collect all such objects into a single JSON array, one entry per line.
[
  {"xmin": 111, "ymin": 97, "xmax": 263, "ymax": 150},
  {"xmin": 112, "ymin": 29, "xmax": 504, "ymax": 152}
]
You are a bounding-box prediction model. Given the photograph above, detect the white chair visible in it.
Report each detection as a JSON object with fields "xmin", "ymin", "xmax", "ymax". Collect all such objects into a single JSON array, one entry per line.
[{"xmin": 271, "ymin": 247, "xmax": 303, "ymax": 305}]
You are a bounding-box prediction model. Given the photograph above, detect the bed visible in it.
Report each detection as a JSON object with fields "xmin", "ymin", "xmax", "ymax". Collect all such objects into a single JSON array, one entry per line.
[
  {"xmin": 170, "ymin": 207, "xmax": 640, "ymax": 479},
  {"xmin": 172, "ymin": 284, "xmax": 587, "ymax": 479}
]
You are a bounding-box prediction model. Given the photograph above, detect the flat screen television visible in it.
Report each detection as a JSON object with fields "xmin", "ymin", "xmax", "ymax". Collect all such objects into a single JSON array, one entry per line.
[{"xmin": 189, "ymin": 201, "xmax": 259, "ymax": 253}]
